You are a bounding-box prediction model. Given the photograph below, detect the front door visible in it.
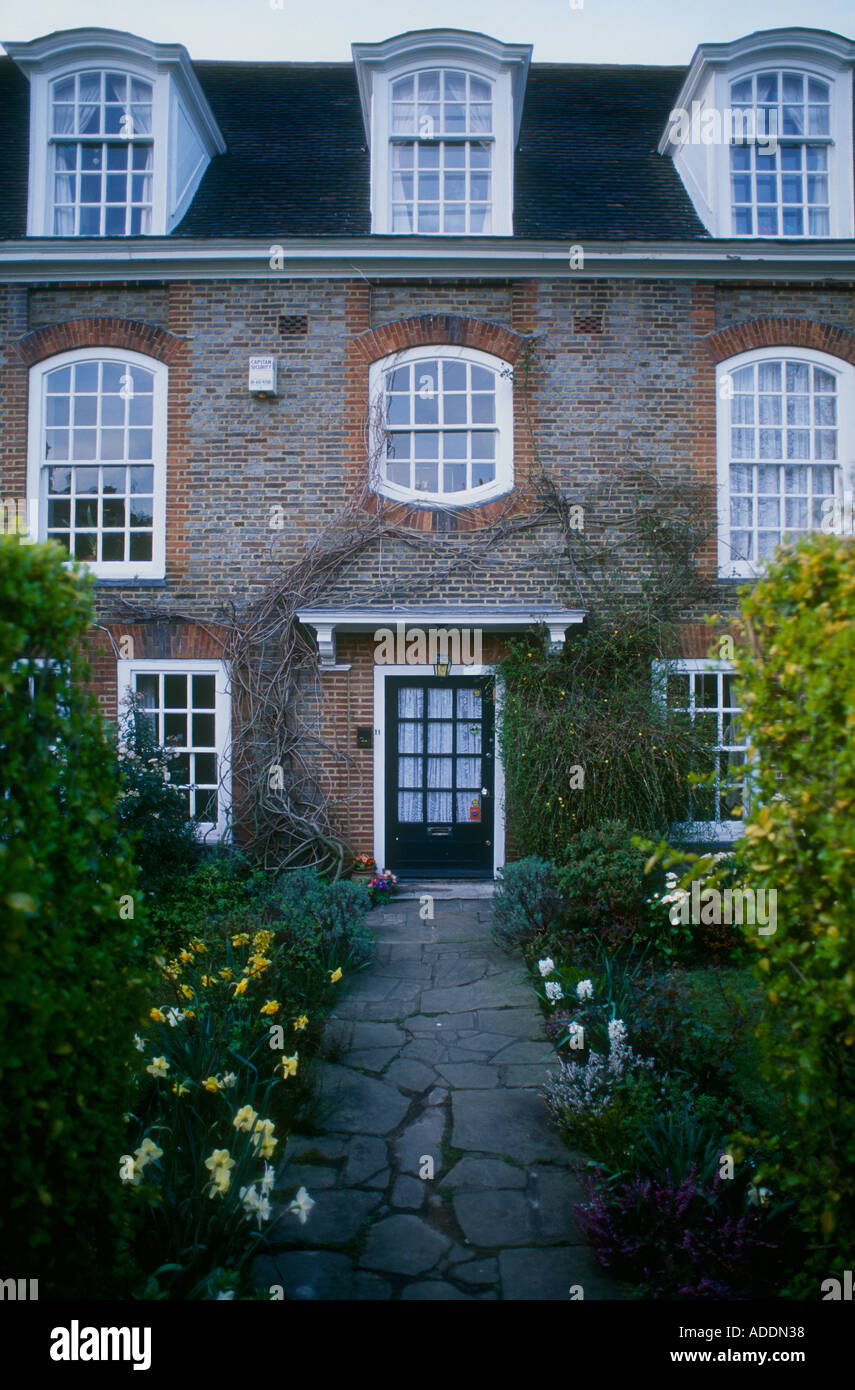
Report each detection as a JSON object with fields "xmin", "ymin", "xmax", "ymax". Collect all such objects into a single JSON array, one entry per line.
[{"xmin": 385, "ymin": 675, "xmax": 495, "ymax": 878}]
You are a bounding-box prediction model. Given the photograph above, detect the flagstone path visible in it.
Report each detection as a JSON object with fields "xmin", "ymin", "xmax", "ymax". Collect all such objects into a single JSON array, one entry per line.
[{"xmin": 253, "ymin": 895, "xmax": 622, "ymax": 1300}]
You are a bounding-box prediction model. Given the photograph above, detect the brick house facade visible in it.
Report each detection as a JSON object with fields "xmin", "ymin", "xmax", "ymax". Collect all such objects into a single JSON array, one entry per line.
[{"xmin": 2, "ymin": 24, "xmax": 854, "ymax": 876}]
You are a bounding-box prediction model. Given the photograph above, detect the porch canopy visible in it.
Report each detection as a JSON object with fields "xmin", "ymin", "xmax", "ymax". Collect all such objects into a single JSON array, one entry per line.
[{"xmin": 296, "ymin": 605, "xmax": 586, "ymax": 667}]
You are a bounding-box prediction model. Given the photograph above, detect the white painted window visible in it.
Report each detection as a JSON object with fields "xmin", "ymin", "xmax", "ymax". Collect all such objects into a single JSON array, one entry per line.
[
  {"xmin": 389, "ymin": 69, "xmax": 494, "ymax": 234},
  {"xmin": 50, "ymin": 70, "xmax": 154, "ymax": 235},
  {"xmin": 28, "ymin": 348, "xmax": 167, "ymax": 581},
  {"xmin": 353, "ymin": 32, "xmax": 530, "ymax": 237},
  {"xmin": 729, "ymin": 70, "xmax": 831, "ymax": 236},
  {"xmin": 653, "ymin": 659, "xmax": 747, "ymax": 841},
  {"xmin": 117, "ymin": 659, "xmax": 231, "ymax": 841},
  {"xmin": 716, "ymin": 347, "xmax": 854, "ymax": 577},
  {"xmin": 6, "ymin": 29, "xmax": 225, "ymax": 237},
  {"xmin": 369, "ymin": 346, "xmax": 513, "ymax": 506}
]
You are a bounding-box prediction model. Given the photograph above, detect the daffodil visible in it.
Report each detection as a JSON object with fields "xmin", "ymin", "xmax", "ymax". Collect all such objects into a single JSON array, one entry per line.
[
  {"xmin": 179, "ymin": 950, "xmax": 193, "ymax": 964},
  {"xmin": 231, "ymin": 933, "xmax": 250, "ymax": 947},
  {"xmin": 149, "ymin": 1008, "xmax": 165, "ymax": 1023},
  {"xmin": 219, "ymin": 968, "xmax": 233, "ymax": 981},
  {"xmin": 288, "ymin": 1186, "xmax": 315, "ymax": 1225},
  {"xmin": 293, "ymin": 1015, "xmax": 309, "ymax": 1032},
  {"xmin": 260, "ymin": 1000, "xmax": 279, "ymax": 1016},
  {"xmin": 222, "ymin": 1071, "xmax": 237, "ymax": 1089},
  {"xmin": 233, "ymin": 1104, "xmax": 258, "ymax": 1133},
  {"xmin": 180, "ymin": 984, "xmax": 195, "ymax": 1000},
  {"xmin": 171, "ymin": 1080, "xmax": 190, "ymax": 1096},
  {"xmin": 260, "ymin": 1161, "xmax": 276, "ymax": 1194},
  {"xmin": 233, "ymin": 978, "xmax": 248, "ymax": 997},
  {"xmin": 330, "ymin": 968, "xmax": 342, "ymax": 984},
  {"xmin": 204, "ymin": 1148, "xmax": 235, "ymax": 1197},
  {"xmin": 135, "ymin": 1137, "xmax": 163, "ymax": 1170},
  {"xmin": 250, "ymin": 1118, "xmax": 277, "ymax": 1158},
  {"xmin": 190, "ymin": 939, "xmax": 207, "ymax": 955},
  {"xmin": 203, "ymin": 1075, "xmax": 221, "ymax": 1092},
  {"xmin": 278, "ymin": 1054, "xmax": 298, "ymax": 1079},
  {"xmin": 146, "ymin": 1055, "xmax": 170, "ymax": 1077},
  {"xmin": 133, "ymin": 1033, "xmax": 146, "ymax": 1051}
]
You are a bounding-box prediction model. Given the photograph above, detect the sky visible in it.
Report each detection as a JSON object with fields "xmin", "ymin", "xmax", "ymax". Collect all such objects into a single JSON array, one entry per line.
[{"xmin": 0, "ymin": 0, "xmax": 852, "ymax": 65}]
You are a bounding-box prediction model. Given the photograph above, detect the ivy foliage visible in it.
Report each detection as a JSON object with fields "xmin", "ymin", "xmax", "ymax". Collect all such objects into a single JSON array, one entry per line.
[
  {"xmin": 724, "ymin": 533, "xmax": 855, "ymax": 1289},
  {"xmin": 0, "ymin": 536, "xmax": 149, "ymax": 1298}
]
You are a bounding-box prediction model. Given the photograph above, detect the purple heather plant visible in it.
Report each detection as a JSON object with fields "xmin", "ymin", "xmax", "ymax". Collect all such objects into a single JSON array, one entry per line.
[{"xmin": 574, "ymin": 1168, "xmax": 779, "ymax": 1299}]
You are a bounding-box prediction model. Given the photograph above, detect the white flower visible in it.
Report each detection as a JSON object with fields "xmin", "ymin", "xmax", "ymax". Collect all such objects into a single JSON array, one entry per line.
[
  {"xmin": 133, "ymin": 1033, "xmax": 146, "ymax": 1052},
  {"xmin": 287, "ymin": 1185, "xmax": 315, "ymax": 1225},
  {"xmin": 576, "ymin": 979, "xmax": 593, "ymax": 1001},
  {"xmin": 607, "ymin": 1018, "xmax": 627, "ymax": 1047},
  {"xmin": 260, "ymin": 1162, "xmax": 276, "ymax": 1195},
  {"xmin": 222, "ymin": 1071, "xmax": 237, "ymax": 1089},
  {"xmin": 544, "ymin": 981, "xmax": 564, "ymax": 1005},
  {"xmin": 215, "ymin": 1290, "xmax": 235, "ymax": 1300},
  {"xmin": 164, "ymin": 1008, "xmax": 185, "ymax": 1028},
  {"xmin": 537, "ymin": 957, "xmax": 555, "ymax": 977}
]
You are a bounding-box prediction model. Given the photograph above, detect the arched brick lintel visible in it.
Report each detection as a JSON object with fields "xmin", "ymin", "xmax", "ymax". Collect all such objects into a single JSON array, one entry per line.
[
  {"xmin": 103, "ymin": 619, "xmax": 230, "ymax": 662},
  {"xmin": 704, "ymin": 317, "xmax": 855, "ymax": 367},
  {"xmin": 13, "ymin": 317, "xmax": 185, "ymax": 368},
  {"xmin": 352, "ymin": 314, "xmax": 531, "ymax": 365}
]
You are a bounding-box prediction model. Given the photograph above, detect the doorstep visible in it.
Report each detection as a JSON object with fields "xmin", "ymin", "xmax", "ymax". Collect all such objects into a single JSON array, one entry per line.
[{"xmin": 391, "ymin": 880, "xmax": 496, "ymax": 901}]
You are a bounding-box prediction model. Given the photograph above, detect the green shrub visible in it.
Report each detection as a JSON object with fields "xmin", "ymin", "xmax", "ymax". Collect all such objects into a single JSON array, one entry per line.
[
  {"xmin": 0, "ymin": 536, "xmax": 149, "ymax": 1298},
  {"xmin": 726, "ymin": 533, "xmax": 855, "ymax": 1291},
  {"xmin": 492, "ymin": 856, "xmax": 562, "ymax": 950},
  {"xmin": 115, "ymin": 695, "xmax": 201, "ymax": 907}
]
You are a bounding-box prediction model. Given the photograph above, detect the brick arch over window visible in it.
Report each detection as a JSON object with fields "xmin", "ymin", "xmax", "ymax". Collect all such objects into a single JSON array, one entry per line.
[
  {"xmin": 349, "ymin": 314, "xmax": 536, "ymax": 531},
  {"xmin": 704, "ymin": 317, "xmax": 855, "ymax": 367},
  {"xmin": 353, "ymin": 314, "xmax": 530, "ymax": 366},
  {"xmin": 13, "ymin": 317, "xmax": 184, "ymax": 368}
]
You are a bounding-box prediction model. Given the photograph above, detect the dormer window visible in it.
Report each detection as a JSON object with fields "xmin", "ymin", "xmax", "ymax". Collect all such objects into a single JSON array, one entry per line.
[
  {"xmin": 729, "ymin": 71, "xmax": 831, "ymax": 236},
  {"xmin": 353, "ymin": 30, "xmax": 531, "ymax": 237},
  {"xmin": 50, "ymin": 71, "xmax": 154, "ymax": 235},
  {"xmin": 6, "ymin": 28, "xmax": 225, "ymax": 237},
  {"xmin": 390, "ymin": 69, "xmax": 493, "ymax": 233},
  {"xmin": 659, "ymin": 28, "xmax": 855, "ymax": 240}
]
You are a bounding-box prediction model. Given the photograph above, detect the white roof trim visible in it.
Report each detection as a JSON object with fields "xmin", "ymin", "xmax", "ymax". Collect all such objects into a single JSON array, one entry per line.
[
  {"xmin": 4, "ymin": 27, "xmax": 226, "ymax": 155},
  {"xmin": 659, "ymin": 26, "xmax": 855, "ymax": 156},
  {"xmin": 1, "ymin": 236, "xmax": 854, "ymax": 283},
  {"xmin": 352, "ymin": 28, "xmax": 532, "ymax": 146}
]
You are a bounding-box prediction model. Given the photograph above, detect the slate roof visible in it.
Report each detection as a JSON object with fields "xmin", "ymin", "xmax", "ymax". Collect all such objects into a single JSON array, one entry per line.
[{"xmin": 0, "ymin": 54, "xmax": 713, "ymax": 241}]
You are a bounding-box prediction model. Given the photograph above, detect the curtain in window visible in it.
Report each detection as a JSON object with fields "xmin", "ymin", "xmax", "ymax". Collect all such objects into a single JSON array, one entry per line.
[{"xmin": 398, "ymin": 687, "xmax": 423, "ymax": 718}]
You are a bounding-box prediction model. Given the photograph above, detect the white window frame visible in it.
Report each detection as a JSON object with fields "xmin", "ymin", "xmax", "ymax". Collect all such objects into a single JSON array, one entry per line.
[
  {"xmin": 724, "ymin": 67, "xmax": 832, "ymax": 238},
  {"xmin": 353, "ymin": 32, "xmax": 530, "ymax": 238},
  {"xmin": 716, "ymin": 61, "xmax": 849, "ymax": 239},
  {"xmin": 6, "ymin": 30, "xmax": 225, "ymax": 237},
  {"xmin": 653, "ymin": 658, "xmax": 747, "ymax": 844},
  {"xmin": 381, "ymin": 64, "xmax": 503, "ymax": 236},
  {"xmin": 117, "ymin": 658, "xmax": 232, "ymax": 843},
  {"xmin": 46, "ymin": 67, "xmax": 156, "ymax": 237},
  {"xmin": 716, "ymin": 346, "xmax": 855, "ymax": 579},
  {"xmin": 368, "ymin": 345, "xmax": 514, "ymax": 508},
  {"xmin": 27, "ymin": 347, "xmax": 168, "ymax": 582}
]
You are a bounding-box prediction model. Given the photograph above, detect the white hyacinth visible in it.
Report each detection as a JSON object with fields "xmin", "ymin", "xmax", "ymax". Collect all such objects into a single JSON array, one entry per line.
[
  {"xmin": 538, "ymin": 957, "xmax": 556, "ymax": 977},
  {"xmin": 544, "ymin": 981, "xmax": 564, "ymax": 1005},
  {"xmin": 576, "ymin": 979, "xmax": 593, "ymax": 1001}
]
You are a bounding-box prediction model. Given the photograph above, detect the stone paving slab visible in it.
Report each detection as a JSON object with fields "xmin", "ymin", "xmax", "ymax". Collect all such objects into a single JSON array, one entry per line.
[{"xmin": 257, "ymin": 897, "xmax": 623, "ymax": 1301}]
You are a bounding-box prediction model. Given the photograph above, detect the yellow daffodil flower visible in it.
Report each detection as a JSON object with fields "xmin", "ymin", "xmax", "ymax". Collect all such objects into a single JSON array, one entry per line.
[
  {"xmin": 149, "ymin": 1008, "xmax": 165, "ymax": 1023},
  {"xmin": 293, "ymin": 1015, "xmax": 309, "ymax": 1032},
  {"xmin": 204, "ymin": 1148, "xmax": 235, "ymax": 1196},
  {"xmin": 233, "ymin": 1105, "xmax": 258, "ymax": 1133},
  {"xmin": 330, "ymin": 968, "xmax": 342, "ymax": 984},
  {"xmin": 278, "ymin": 1054, "xmax": 299, "ymax": 1079},
  {"xmin": 202, "ymin": 1076, "xmax": 221, "ymax": 1092},
  {"xmin": 146, "ymin": 1056, "xmax": 170, "ymax": 1078},
  {"xmin": 233, "ymin": 978, "xmax": 248, "ymax": 997},
  {"xmin": 260, "ymin": 1000, "xmax": 279, "ymax": 1016},
  {"xmin": 231, "ymin": 933, "xmax": 250, "ymax": 947}
]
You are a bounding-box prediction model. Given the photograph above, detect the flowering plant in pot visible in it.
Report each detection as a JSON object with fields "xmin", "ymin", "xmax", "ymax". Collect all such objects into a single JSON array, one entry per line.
[
  {"xmin": 367, "ymin": 870, "xmax": 398, "ymax": 906},
  {"xmin": 350, "ymin": 853, "xmax": 376, "ymax": 882}
]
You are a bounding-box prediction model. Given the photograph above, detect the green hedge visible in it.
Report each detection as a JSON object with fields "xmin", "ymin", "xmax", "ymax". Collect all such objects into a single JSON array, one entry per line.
[{"xmin": 0, "ymin": 536, "xmax": 149, "ymax": 1298}]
